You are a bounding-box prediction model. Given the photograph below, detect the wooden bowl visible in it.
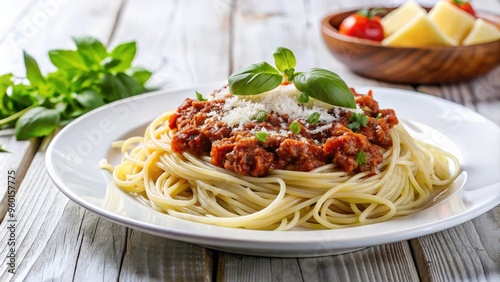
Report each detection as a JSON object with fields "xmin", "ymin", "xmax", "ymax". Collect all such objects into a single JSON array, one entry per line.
[{"xmin": 320, "ymin": 8, "xmax": 500, "ymax": 84}]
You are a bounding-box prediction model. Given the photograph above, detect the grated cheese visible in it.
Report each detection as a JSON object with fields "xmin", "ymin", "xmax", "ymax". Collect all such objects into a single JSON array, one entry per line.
[{"xmin": 210, "ymin": 84, "xmax": 363, "ymax": 135}]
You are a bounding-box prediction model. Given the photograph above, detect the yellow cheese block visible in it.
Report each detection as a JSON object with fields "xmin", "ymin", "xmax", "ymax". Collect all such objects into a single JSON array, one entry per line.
[
  {"xmin": 382, "ymin": 14, "xmax": 457, "ymax": 47},
  {"xmin": 463, "ymin": 18, "xmax": 500, "ymax": 45},
  {"xmin": 381, "ymin": 1, "xmax": 427, "ymax": 37},
  {"xmin": 428, "ymin": 1, "xmax": 475, "ymax": 44}
]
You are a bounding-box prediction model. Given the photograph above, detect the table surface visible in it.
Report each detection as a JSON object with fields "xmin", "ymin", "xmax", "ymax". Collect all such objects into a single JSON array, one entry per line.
[{"xmin": 0, "ymin": 0, "xmax": 499, "ymax": 281}]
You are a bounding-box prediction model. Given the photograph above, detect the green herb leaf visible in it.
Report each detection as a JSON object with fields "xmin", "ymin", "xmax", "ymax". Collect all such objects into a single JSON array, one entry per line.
[
  {"xmin": 73, "ymin": 90, "xmax": 105, "ymax": 110},
  {"xmin": 375, "ymin": 112, "xmax": 382, "ymax": 120},
  {"xmin": 273, "ymin": 47, "xmax": 296, "ymax": 73},
  {"xmin": 347, "ymin": 113, "xmax": 368, "ymax": 132},
  {"xmin": 100, "ymin": 73, "xmax": 142, "ymax": 102},
  {"xmin": 48, "ymin": 50, "xmax": 88, "ymax": 71},
  {"xmin": 110, "ymin": 41, "xmax": 137, "ymax": 72},
  {"xmin": 355, "ymin": 149, "xmax": 366, "ymax": 166},
  {"xmin": 255, "ymin": 131, "xmax": 268, "ymax": 142},
  {"xmin": 283, "ymin": 68, "xmax": 295, "ymax": 82},
  {"xmin": 126, "ymin": 67, "xmax": 152, "ymax": 87},
  {"xmin": 15, "ymin": 106, "xmax": 60, "ymax": 140},
  {"xmin": 289, "ymin": 121, "xmax": 301, "ymax": 135},
  {"xmin": 293, "ymin": 68, "xmax": 356, "ymax": 109},
  {"xmin": 100, "ymin": 57, "xmax": 121, "ymax": 69},
  {"xmin": 196, "ymin": 91, "xmax": 207, "ymax": 101},
  {"xmin": 73, "ymin": 36, "xmax": 108, "ymax": 68},
  {"xmin": 298, "ymin": 93, "xmax": 309, "ymax": 104},
  {"xmin": 307, "ymin": 112, "xmax": 320, "ymax": 124},
  {"xmin": 253, "ymin": 110, "xmax": 268, "ymax": 122},
  {"xmin": 228, "ymin": 62, "xmax": 282, "ymax": 95},
  {"xmin": 0, "ymin": 144, "xmax": 8, "ymax": 153},
  {"xmin": 47, "ymin": 72, "xmax": 70, "ymax": 94},
  {"xmin": 23, "ymin": 51, "xmax": 46, "ymax": 87}
]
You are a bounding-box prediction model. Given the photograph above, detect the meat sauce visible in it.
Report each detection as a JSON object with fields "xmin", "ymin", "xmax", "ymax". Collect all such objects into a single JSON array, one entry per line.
[{"xmin": 169, "ymin": 88, "xmax": 398, "ymax": 177}]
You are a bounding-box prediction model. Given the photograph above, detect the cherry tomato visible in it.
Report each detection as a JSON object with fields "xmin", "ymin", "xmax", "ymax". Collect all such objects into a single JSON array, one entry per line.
[
  {"xmin": 339, "ymin": 9, "xmax": 384, "ymax": 42},
  {"xmin": 449, "ymin": 0, "xmax": 476, "ymax": 17}
]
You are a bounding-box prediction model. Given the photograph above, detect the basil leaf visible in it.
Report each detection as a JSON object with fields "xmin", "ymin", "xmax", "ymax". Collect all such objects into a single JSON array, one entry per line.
[
  {"xmin": 297, "ymin": 93, "xmax": 309, "ymax": 104},
  {"xmin": 117, "ymin": 73, "xmax": 143, "ymax": 96},
  {"xmin": 73, "ymin": 90, "xmax": 105, "ymax": 110},
  {"xmin": 0, "ymin": 74, "xmax": 13, "ymax": 115},
  {"xmin": 293, "ymin": 68, "xmax": 355, "ymax": 109},
  {"xmin": 228, "ymin": 62, "xmax": 282, "ymax": 95},
  {"xmin": 347, "ymin": 113, "xmax": 368, "ymax": 132},
  {"xmin": 253, "ymin": 110, "xmax": 268, "ymax": 122},
  {"xmin": 255, "ymin": 131, "xmax": 268, "ymax": 142},
  {"xmin": 73, "ymin": 36, "xmax": 108, "ymax": 68},
  {"xmin": 47, "ymin": 72, "xmax": 70, "ymax": 94},
  {"xmin": 126, "ymin": 67, "xmax": 152, "ymax": 87},
  {"xmin": 101, "ymin": 57, "xmax": 121, "ymax": 69},
  {"xmin": 110, "ymin": 41, "xmax": 137, "ymax": 72},
  {"xmin": 101, "ymin": 72, "xmax": 143, "ymax": 103},
  {"xmin": 196, "ymin": 91, "xmax": 207, "ymax": 101},
  {"xmin": 355, "ymin": 149, "xmax": 366, "ymax": 166},
  {"xmin": 9, "ymin": 84, "xmax": 36, "ymax": 108},
  {"xmin": 273, "ymin": 47, "xmax": 296, "ymax": 73},
  {"xmin": 289, "ymin": 121, "xmax": 301, "ymax": 135},
  {"xmin": 49, "ymin": 50, "xmax": 88, "ymax": 71},
  {"xmin": 100, "ymin": 73, "xmax": 127, "ymax": 102},
  {"xmin": 0, "ymin": 73, "xmax": 13, "ymax": 86},
  {"xmin": 307, "ymin": 112, "xmax": 320, "ymax": 124},
  {"xmin": 23, "ymin": 51, "xmax": 45, "ymax": 87},
  {"xmin": 15, "ymin": 106, "xmax": 60, "ymax": 140},
  {"xmin": 283, "ymin": 68, "xmax": 295, "ymax": 82}
]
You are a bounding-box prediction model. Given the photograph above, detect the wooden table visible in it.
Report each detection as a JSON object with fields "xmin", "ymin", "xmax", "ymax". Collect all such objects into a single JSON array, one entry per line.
[{"xmin": 1, "ymin": 0, "xmax": 499, "ymax": 280}]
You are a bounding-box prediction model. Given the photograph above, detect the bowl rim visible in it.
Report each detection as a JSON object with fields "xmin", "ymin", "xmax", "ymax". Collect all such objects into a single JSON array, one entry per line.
[{"xmin": 320, "ymin": 7, "xmax": 500, "ymax": 51}]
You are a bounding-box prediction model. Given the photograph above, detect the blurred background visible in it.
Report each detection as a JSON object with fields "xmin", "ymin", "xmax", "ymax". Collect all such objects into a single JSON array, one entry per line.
[{"xmin": 2, "ymin": 0, "xmax": 498, "ymax": 90}]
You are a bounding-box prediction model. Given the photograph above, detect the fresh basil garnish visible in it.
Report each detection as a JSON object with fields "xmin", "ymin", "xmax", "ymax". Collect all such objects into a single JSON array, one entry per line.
[
  {"xmin": 196, "ymin": 91, "xmax": 207, "ymax": 101},
  {"xmin": 289, "ymin": 121, "xmax": 301, "ymax": 135},
  {"xmin": 347, "ymin": 113, "xmax": 368, "ymax": 132},
  {"xmin": 293, "ymin": 68, "xmax": 355, "ymax": 109},
  {"xmin": 355, "ymin": 149, "xmax": 367, "ymax": 166},
  {"xmin": 254, "ymin": 110, "xmax": 268, "ymax": 122},
  {"xmin": 307, "ymin": 112, "xmax": 321, "ymax": 124},
  {"xmin": 228, "ymin": 62, "xmax": 282, "ymax": 95},
  {"xmin": 255, "ymin": 131, "xmax": 268, "ymax": 142},
  {"xmin": 297, "ymin": 93, "xmax": 309, "ymax": 104},
  {"xmin": 228, "ymin": 47, "xmax": 356, "ymax": 109},
  {"xmin": 273, "ymin": 47, "xmax": 296, "ymax": 81}
]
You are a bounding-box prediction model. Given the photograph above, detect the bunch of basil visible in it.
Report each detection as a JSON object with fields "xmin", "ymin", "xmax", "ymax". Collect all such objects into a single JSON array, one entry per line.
[{"xmin": 0, "ymin": 36, "xmax": 152, "ymax": 143}]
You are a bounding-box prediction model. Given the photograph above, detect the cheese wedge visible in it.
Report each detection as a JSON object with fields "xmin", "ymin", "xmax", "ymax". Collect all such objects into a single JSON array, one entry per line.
[
  {"xmin": 463, "ymin": 18, "xmax": 500, "ymax": 45},
  {"xmin": 382, "ymin": 14, "xmax": 457, "ymax": 47},
  {"xmin": 381, "ymin": 1, "xmax": 427, "ymax": 37},
  {"xmin": 428, "ymin": 1, "xmax": 475, "ymax": 44}
]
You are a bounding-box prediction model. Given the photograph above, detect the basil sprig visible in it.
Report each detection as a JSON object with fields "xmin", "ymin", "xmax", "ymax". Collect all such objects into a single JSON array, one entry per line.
[
  {"xmin": 273, "ymin": 47, "xmax": 296, "ymax": 82},
  {"xmin": 228, "ymin": 62, "xmax": 282, "ymax": 95},
  {"xmin": 0, "ymin": 36, "xmax": 152, "ymax": 142},
  {"xmin": 293, "ymin": 68, "xmax": 356, "ymax": 108},
  {"xmin": 228, "ymin": 47, "xmax": 355, "ymax": 109}
]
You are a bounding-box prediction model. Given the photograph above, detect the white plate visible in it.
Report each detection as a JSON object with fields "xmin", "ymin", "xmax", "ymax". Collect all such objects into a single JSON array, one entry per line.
[{"xmin": 46, "ymin": 84, "xmax": 500, "ymax": 257}]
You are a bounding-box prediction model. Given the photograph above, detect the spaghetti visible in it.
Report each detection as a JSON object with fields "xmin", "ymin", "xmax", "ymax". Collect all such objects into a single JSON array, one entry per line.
[{"xmin": 103, "ymin": 86, "xmax": 460, "ymax": 230}]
